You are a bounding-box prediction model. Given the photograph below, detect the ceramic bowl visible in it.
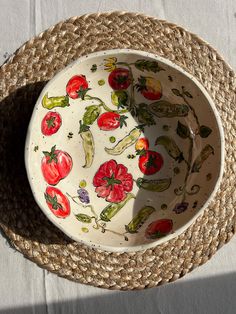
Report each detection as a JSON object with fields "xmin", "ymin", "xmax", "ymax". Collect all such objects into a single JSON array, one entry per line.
[{"xmin": 25, "ymin": 49, "xmax": 224, "ymax": 252}]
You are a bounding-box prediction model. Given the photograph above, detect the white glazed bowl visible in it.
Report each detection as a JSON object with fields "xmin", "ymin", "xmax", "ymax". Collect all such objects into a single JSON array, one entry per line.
[{"xmin": 25, "ymin": 49, "xmax": 224, "ymax": 252}]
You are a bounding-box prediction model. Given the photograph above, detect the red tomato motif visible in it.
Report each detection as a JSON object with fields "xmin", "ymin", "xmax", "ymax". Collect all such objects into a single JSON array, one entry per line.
[
  {"xmin": 66, "ymin": 75, "xmax": 89, "ymax": 99},
  {"xmin": 108, "ymin": 68, "xmax": 131, "ymax": 90},
  {"xmin": 136, "ymin": 76, "xmax": 162, "ymax": 100},
  {"xmin": 41, "ymin": 145, "xmax": 73, "ymax": 185},
  {"xmin": 97, "ymin": 112, "xmax": 128, "ymax": 131},
  {"xmin": 41, "ymin": 112, "xmax": 62, "ymax": 136},
  {"xmin": 138, "ymin": 150, "xmax": 163, "ymax": 175},
  {"xmin": 135, "ymin": 137, "xmax": 149, "ymax": 151},
  {"xmin": 145, "ymin": 219, "xmax": 173, "ymax": 239},
  {"xmin": 44, "ymin": 186, "xmax": 70, "ymax": 218},
  {"xmin": 93, "ymin": 159, "xmax": 133, "ymax": 203}
]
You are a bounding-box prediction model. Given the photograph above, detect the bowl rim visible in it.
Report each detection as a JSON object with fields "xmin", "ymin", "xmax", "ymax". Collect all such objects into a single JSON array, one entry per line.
[{"xmin": 24, "ymin": 48, "xmax": 225, "ymax": 252}]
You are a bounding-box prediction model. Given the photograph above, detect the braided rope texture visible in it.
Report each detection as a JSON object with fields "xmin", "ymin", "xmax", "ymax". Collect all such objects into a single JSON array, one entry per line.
[{"xmin": 0, "ymin": 12, "xmax": 235, "ymax": 290}]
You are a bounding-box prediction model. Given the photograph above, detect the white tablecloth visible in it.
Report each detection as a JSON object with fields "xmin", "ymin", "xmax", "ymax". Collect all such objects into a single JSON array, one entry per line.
[{"xmin": 1, "ymin": 1, "xmax": 236, "ymax": 313}]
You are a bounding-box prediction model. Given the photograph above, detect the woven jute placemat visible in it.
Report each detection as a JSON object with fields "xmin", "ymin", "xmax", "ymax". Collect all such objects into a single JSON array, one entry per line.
[{"xmin": 0, "ymin": 12, "xmax": 236, "ymax": 290}]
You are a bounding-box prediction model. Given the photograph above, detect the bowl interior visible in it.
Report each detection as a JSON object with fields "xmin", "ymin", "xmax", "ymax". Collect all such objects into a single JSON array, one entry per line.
[{"xmin": 25, "ymin": 49, "xmax": 224, "ymax": 252}]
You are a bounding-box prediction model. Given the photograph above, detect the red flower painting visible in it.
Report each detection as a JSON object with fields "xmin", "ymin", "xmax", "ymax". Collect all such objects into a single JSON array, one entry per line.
[{"xmin": 93, "ymin": 159, "xmax": 133, "ymax": 203}]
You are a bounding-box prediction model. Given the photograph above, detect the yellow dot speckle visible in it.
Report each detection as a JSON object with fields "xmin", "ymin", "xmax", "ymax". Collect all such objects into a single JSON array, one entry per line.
[
  {"xmin": 79, "ymin": 180, "xmax": 87, "ymax": 188},
  {"xmin": 81, "ymin": 227, "xmax": 89, "ymax": 233},
  {"xmin": 98, "ymin": 79, "xmax": 105, "ymax": 86}
]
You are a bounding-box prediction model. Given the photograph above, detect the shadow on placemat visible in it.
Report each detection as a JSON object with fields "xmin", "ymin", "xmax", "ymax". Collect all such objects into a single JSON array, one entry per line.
[
  {"xmin": 0, "ymin": 273, "xmax": 236, "ymax": 314},
  {"xmin": 0, "ymin": 82, "xmax": 73, "ymax": 245}
]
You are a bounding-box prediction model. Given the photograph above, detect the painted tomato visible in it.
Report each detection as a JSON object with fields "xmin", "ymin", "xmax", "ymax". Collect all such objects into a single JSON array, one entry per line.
[
  {"xmin": 44, "ymin": 186, "xmax": 70, "ymax": 218},
  {"xmin": 138, "ymin": 150, "xmax": 163, "ymax": 175},
  {"xmin": 145, "ymin": 219, "xmax": 173, "ymax": 239},
  {"xmin": 108, "ymin": 68, "xmax": 131, "ymax": 90},
  {"xmin": 41, "ymin": 145, "xmax": 73, "ymax": 185},
  {"xmin": 135, "ymin": 137, "xmax": 149, "ymax": 151},
  {"xmin": 66, "ymin": 75, "xmax": 88, "ymax": 99},
  {"xmin": 97, "ymin": 112, "xmax": 127, "ymax": 131},
  {"xmin": 136, "ymin": 76, "xmax": 162, "ymax": 100},
  {"xmin": 41, "ymin": 112, "xmax": 62, "ymax": 136},
  {"xmin": 93, "ymin": 159, "xmax": 133, "ymax": 203}
]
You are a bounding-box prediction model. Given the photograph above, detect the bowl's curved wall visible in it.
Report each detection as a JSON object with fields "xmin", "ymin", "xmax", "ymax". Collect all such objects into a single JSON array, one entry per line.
[{"xmin": 25, "ymin": 49, "xmax": 224, "ymax": 252}]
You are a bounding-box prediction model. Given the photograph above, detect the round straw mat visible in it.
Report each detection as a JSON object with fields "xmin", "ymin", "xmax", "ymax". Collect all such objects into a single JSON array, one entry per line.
[{"xmin": 0, "ymin": 12, "xmax": 235, "ymax": 290}]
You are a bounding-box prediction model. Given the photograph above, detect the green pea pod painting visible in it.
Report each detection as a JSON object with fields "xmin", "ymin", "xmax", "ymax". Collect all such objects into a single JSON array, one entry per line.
[
  {"xmin": 136, "ymin": 178, "xmax": 171, "ymax": 192},
  {"xmin": 125, "ymin": 206, "xmax": 155, "ymax": 233},
  {"xmin": 100, "ymin": 193, "xmax": 135, "ymax": 222},
  {"xmin": 79, "ymin": 121, "xmax": 95, "ymax": 168},
  {"xmin": 105, "ymin": 128, "xmax": 141, "ymax": 155},
  {"xmin": 192, "ymin": 145, "xmax": 214, "ymax": 172},
  {"xmin": 149, "ymin": 100, "xmax": 189, "ymax": 118},
  {"xmin": 155, "ymin": 136, "xmax": 184, "ymax": 162},
  {"xmin": 42, "ymin": 93, "xmax": 69, "ymax": 109},
  {"xmin": 75, "ymin": 213, "xmax": 93, "ymax": 223},
  {"xmin": 83, "ymin": 105, "xmax": 101, "ymax": 125}
]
